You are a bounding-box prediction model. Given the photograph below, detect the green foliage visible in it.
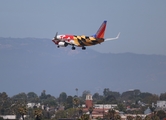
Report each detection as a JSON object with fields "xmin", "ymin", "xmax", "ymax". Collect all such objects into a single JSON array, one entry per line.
[
  {"xmin": 144, "ymin": 116, "xmax": 151, "ymax": 120},
  {"xmin": 27, "ymin": 92, "xmax": 38, "ymax": 103},
  {"xmin": 127, "ymin": 115, "xmax": 134, "ymax": 120},
  {"xmin": 73, "ymin": 97, "xmax": 79, "ymax": 108},
  {"xmin": 117, "ymin": 103, "xmax": 126, "ymax": 112},
  {"xmin": 59, "ymin": 92, "xmax": 67, "ymax": 103},
  {"xmin": 81, "ymin": 90, "xmax": 90, "ymax": 100},
  {"xmin": 160, "ymin": 92, "xmax": 166, "ymax": 100},
  {"xmin": 157, "ymin": 110, "xmax": 166, "ymax": 119},
  {"xmin": 65, "ymin": 96, "xmax": 73, "ymax": 109},
  {"xmin": 135, "ymin": 115, "xmax": 142, "ymax": 120},
  {"xmin": 12, "ymin": 92, "xmax": 27, "ymax": 101},
  {"xmin": 104, "ymin": 94, "xmax": 117, "ymax": 104},
  {"xmin": 80, "ymin": 114, "xmax": 89, "ymax": 120},
  {"xmin": 0, "ymin": 89, "xmax": 164, "ymax": 120},
  {"xmin": 0, "ymin": 117, "xmax": 4, "ymax": 120},
  {"xmin": 114, "ymin": 114, "xmax": 121, "ymax": 120},
  {"xmin": 34, "ymin": 108, "xmax": 42, "ymax": 120}
]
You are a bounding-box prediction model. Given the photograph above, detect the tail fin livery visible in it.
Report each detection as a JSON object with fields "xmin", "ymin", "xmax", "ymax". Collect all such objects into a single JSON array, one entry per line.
[{"xmin": 94, "ymin": 21, "xmax": 107, "ymax": 38}]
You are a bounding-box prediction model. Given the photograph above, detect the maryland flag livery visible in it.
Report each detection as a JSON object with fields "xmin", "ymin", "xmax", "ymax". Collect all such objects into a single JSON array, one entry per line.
[{"xmin": 52, "ymin": 21, "xmax": 120, "ymax": 50}]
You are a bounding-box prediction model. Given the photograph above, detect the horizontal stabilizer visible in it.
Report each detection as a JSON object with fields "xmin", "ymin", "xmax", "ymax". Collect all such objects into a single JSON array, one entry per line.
[{"xmin": 105, "ymin": 32, "xmax": 120, "ymax": 41}]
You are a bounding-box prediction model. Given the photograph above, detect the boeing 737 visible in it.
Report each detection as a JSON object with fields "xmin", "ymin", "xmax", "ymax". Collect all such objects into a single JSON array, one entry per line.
[{"xmin": 52, "ymin": 21, "xmax": 120, "ymax": 50}]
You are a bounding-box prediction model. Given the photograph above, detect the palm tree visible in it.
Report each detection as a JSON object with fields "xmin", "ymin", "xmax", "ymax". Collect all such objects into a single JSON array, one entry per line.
[
  {"xmin": 80, "ymin": 114, "xmax": 89, "ymax": 120},
  {"xmin": 18, "ymin": 106, "xmax": 27, "ymax": 120},
  {"xmin": 144, "ymin": 116, "xmax": 151, "ymax": 120},
  {"xmin": 73, "ymin": 98, "xmax": 79, "ymax": 118},
  {"xmin": 34, "ymin": 108, "xmax": 42, "ymax": 120},
  {"xmin": 76, "ymin": 88, "xmax": 78, "ymax": 97},
  {"xmin": 126, "ymin": 115, "xmax": 133, "ymax": 120},
  {"xmin": 135, "ymin": 115, "xmax": 142, "ymax": 120},
  {"xmin": 88, "ymin": 107, "xmax": 93, "ymax": 120},
  {"xmin": 78, "ymin": 107, "xmax": 83, "ymax": 118},
  {"xmin": 73, "ymin": 97, "xmax": 79, "ymax": 108},
  {"xmin": 108, "ymin": 108, "xmax": 116, "ymax": 119},
  {"xmin": 114, "ymin": 114, "xmax": 121, "ymax": 120},
  {"xmin": 151, "ymin": 111, "xmax": 160, "ymax": 120}
]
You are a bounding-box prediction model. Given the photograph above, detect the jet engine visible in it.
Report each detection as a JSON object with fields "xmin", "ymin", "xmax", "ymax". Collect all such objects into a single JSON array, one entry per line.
[{"xmin": 58, "ymin": 42, "xmax": 68, "ymax": 47}]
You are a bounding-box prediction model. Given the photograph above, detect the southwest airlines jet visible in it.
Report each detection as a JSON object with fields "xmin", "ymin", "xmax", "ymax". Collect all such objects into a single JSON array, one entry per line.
[{"xmin": 52, "ymin": 21, "xmax": 120, "ymax": 50}]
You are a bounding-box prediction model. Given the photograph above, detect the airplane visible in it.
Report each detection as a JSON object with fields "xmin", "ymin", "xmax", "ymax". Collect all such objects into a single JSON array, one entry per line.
[{"xmin": 52, "ymin": 20, "xmax": 120, "ymax": 50}]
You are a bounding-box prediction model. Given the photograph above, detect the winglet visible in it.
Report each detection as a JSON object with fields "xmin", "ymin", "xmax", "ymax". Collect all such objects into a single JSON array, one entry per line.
[{"xmin": 105, "ymin": 32, "xmax": 120, "ymax": 41}]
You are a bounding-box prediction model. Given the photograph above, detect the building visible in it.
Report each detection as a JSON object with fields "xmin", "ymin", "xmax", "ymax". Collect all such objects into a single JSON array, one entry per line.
[
  {"xmin": 157, "ymin": 101, "xmax": 166, "ymax": 108},
  {"xmin": 0, "ymin": 115, "xmax": 16, "ymax": 120},
  {"xmin": 85, "ymin": 94, "xmax": 93, "ymax": 109},
  {"xmin": 83, "ymin": 94, "xmax": 118, "ymax": 119},
  {"xmin": 27, "ymin": 103, "xmax": 41, "ymax": 108}
]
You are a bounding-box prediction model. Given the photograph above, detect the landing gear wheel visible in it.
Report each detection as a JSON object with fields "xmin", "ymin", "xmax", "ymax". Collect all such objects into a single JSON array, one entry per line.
[
  {"xmin": 57, "ymin": 46, "xmax": 60, "ymax": 48},
  {"xmin": 82, "ymin": 47, "xmax": 86, "ymax": 50},
  {"xmin": 72, "ymin": 46, "xmax": 75, "ymax": 50}
]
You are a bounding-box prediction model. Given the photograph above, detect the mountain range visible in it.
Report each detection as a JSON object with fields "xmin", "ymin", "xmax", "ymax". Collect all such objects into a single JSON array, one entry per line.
[{"xmin": 0, "ymin": 37, "xmax": 166, "ymax": 97}]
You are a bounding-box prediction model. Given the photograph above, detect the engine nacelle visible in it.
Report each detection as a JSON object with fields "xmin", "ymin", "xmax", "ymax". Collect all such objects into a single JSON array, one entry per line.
[{"xmin": 58, "ymin": 42, "xmax": 68, "ymax": 47}]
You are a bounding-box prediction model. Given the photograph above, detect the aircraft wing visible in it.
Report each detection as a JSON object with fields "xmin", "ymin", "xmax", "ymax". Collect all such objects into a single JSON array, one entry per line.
[{"xmin": 105, "ymin": 32, "xmax": 120, "ymax": 41}]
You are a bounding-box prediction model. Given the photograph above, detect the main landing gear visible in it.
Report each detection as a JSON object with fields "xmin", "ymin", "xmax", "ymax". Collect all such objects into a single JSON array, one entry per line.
[
  {"xmin": 72, "ymin": 46, "xmax": 76, "ymax": 50},
  {"xmin": 82, "ymin": 46, "xmax": 86, "ymax": 50},
  {"xmin": 71, "ymin": 46, "xmax": 86, "ymax": 50}
]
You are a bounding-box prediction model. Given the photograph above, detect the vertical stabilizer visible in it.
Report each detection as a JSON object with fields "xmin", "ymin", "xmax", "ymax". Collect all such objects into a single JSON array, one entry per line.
[{"xmin": 94, "ymin": 21, "xmax": 107, "ymax": 38}]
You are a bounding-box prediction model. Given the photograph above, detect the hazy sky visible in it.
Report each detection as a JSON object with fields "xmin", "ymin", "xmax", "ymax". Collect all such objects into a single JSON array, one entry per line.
[{"xmin": 0, "ymin": 1, "xmax": 166, "ymax": 55}]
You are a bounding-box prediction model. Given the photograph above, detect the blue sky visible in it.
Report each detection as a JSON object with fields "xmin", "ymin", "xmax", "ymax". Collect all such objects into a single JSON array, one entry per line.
[{"xmin": 0, "ymin": 1, "xmax": 166, "ymax": 55}]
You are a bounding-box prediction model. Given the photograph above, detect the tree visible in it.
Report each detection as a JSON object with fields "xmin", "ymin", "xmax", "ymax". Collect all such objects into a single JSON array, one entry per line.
[
  {"xmin": 39, "ymin": 90, "xmax": 46, "ymax": 99},
  {"xmin": 135, "ymin": 115, "xmax": 142, "ymax": 120},
  {"xmin": 126, "ymin": 116, "xmax": 133, "ymax": 120},
  {"xmin": 117, "ymin": 103, "xmax": 125, "ymax": 112},
  {"xmin": 34, "ymin": 108, "xmax": 42, "ymax": 120},
  {"xmin": 104, "ymin": 95, "xmax": 117, "ymax": 104},
  {"xmin": 151, "ymin": 111, "xmax": 160, "ymax": 120},
  {"xmin": 139, "ymin": 92, "xmax": 159, "ymax": 104},
  {"xmin": 59, "ymin": 92, "xmax": 67, "ymax": 103},
  {"xmin": 0, "ymin": 117, "xmax": 4, "ymax": 120},
  {"xmin": 103, "ymin": 88, "xmax": 110, "ymax": 97},
  {"xmin": 54, "ymin": 110, "xmax": 66, "ymax": 119},
  {"xmin": 80, "ymin": 114, "xmax": 89, "ymax": 120},
  {"xmin": 78, "ymin": 107, "xmax": 83, "ymax": 118},
  {"xmin": 93, "ymin": 92, "xmax": 100, "ymax": 101},
  {"xmin": 65, "ymin": 96, "xmax": 73, "ymax": 109},
  {"xmin": 0, "ymin": 92, "xmax": 11, "ymax": 115},
  {"xmin": 82, "ymin": 90, "xmax": 90, "ymax": 100},
  {"xmin": 12, "ymin": 92, "xmax": 27, "ymax": 100},
  {"xmin": 18, "ymin": 105, "xmax": 27, "ymax": 120},
  {"xmin": 108, "ymin": 108, "xmax": 116, "ymax": 119},
  {"xmin": 27, "ymin": 92, "xmax": 38, "ymax": 103},
  {"xmin": 76, "ymin": 88, "xmax": 78, "ymax": 97},
  {"xmin": 88, "ymin": 107, "xmax": 93, "ymax": 119},
  {"xmin": 144, "ymin": 116, "xmax": 151, "ymax": 120},
  {"xmin": 160, "ymin": 92, "xmax": 166, "ymax": 100},
  {"xmin": 114, "ymin": 114, "xmax": 121, "ymax": 120},
  {"xmin": 157, "ymin": 110, "xmax": 166, "ymax": 119},
  {"xmin": 103, "ymin": 88, "xmax": 120, "ymax": 100},
  {"xmin": 73, "ymin": 97, "xmax": 79, "ymax": 108}
]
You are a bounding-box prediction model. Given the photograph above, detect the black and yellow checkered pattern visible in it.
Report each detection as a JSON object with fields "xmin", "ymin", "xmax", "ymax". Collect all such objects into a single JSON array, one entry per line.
[{"xmin": 73, "ymin": 35, "xmax": 104, "ymax": 47}]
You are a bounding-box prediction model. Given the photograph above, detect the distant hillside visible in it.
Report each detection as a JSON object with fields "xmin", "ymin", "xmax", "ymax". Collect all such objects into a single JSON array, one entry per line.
[{"xmin": 0, "ymin": 37, "xmax": 166, "ymax": 97}]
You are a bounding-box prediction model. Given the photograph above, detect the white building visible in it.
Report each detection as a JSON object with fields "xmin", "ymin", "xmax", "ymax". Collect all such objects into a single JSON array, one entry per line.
[
  {"xmin": 27, "ymin": 103, "xmax": 41, "ymax": 108},
  {"xmin": 157, "ymin": 101, "xmax": 166, "ymax": 108},
  {"xmin": 94, "ymin": 104, "xmax": 117, "ymax": 109},
  {"xmin": 0, "ymin": 115, "xmax": 16, "ymax": 119}
]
